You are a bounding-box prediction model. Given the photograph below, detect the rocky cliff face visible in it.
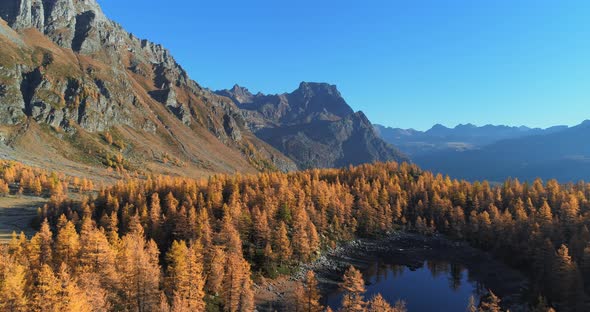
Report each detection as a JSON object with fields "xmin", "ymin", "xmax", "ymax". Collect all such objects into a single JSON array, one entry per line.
[
  {"xmin": 218, "ymin": 82, "xmax": 354, "ymax": 127},
  {"xmin": 0, "ymin": 0, "xmax": 296, "ymax": 175},
  {"xmin": 0, "ymin": 0, "xmax": 402, "ymax": 175},
  {"xmin": 0, "ymin": 0, "xmax": 193, "ymax": 131},
  {"xmin": 217, "ymin": 83, "xmax": 407, "ymax": 169},
  {"xmin": 0, "ymin": 0, "xmax": 112, "ymax": 53}
]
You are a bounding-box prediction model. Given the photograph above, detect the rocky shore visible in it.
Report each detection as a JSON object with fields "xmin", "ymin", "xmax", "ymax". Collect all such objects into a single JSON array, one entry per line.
[{"xmin": 256, "ymin": 231, "xmax": 531, "ymax": 311}]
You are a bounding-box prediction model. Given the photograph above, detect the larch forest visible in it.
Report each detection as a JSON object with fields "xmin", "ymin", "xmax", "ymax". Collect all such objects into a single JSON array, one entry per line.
[
  {"xmin": 0, "ymin": 1, "xmax": 587, "ymax": 311},
  {"xmin": 0, "ymin": 160, "xmax": 586, "ymax": 311}
]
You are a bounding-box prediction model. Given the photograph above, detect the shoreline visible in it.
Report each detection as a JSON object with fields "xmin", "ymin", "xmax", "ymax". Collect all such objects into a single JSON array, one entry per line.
[{"xmin": 256, "ymin": 231, "xmax": 531, "ymax": 311}]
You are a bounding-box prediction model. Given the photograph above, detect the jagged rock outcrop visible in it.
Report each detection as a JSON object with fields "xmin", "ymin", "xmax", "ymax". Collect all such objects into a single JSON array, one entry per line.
[
  {"xmin": 0, "ymin": 0, "xmax": 297, "ymax": 175},
  {"xmin": 218, "ymin": 82, "xmax": 354, "ymax": 127},
  {"xmin": 0, "ymin": 0, "xmax": 109, "ymax": 52},
  {"xmin": 149, "ymin": 86, "xmax": 192, "ymax": 126},
  {"xmin": 14, "ymin": 64, "xmax": 134, "ymax": 132},
  {"xmin": 0, "ymin": 0, "xmax": 45, "ymax": 30},
  {"xmin": 0, "ymin": 0, "xmax": 399, "ymax": 174},
  {"xmin": 217, "ymin": 82, "xmax": 408, "ymax": 169}
]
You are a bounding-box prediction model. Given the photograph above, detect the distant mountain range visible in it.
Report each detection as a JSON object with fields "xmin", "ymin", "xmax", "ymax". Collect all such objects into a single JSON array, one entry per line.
[
  {"xmin": 376, "ymin": 122, "xmax": 590, "ymax": 182},
  {"xmin": 217, "ymin": 83, "xmax": 407, "ymax": 169},
  {"xmin": 0, "ymin": 0, "xmax": 405, "ymax": 178},
  {"xmin": 374, "ymin": 123, "xmax": 569, "ymax": 156}
]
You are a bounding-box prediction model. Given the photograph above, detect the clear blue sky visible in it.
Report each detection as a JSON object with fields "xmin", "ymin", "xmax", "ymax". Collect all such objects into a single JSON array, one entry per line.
[{"xmin": 98, "ymin": 0, "xmax": 590, "ymax": 130}]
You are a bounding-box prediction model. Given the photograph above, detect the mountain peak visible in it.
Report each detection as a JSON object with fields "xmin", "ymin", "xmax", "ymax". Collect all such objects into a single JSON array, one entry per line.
[
  {"xmin": 215, "ymin": 84, "xmax": 255, "ymax": 105},
  {"xmin": 431, "ymin": 123, "xmax": 448, "ymax": 129},
  {"xmin": 230, "ymin": 84, "xmax": 252, "ymax": 96},
  {"xmin": 455, "ymin": 123, "xmax": 477, "ymax": 129},
  {"xmin": 352, "ymin": 111, "xmax": 371, "ymax": 124},
  {"xmin": 426, "ymin": 124, "xmax": 451, "ymax": 135},
  {"xmin": 296, "ymin": 82, "xmax": 341, "ymax": 97},
  {"xmin": 0, "ymin": 0, "xmax": 107, "ymax": 31}
]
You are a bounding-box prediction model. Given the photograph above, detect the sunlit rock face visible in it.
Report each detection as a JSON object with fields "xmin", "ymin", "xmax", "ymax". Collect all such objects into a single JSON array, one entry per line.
[{"xmin": 0, "ymin": 0, "xmax": 298, "ymax": 173}]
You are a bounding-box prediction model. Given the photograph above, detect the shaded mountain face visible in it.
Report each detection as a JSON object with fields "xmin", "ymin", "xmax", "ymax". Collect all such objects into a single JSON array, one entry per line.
[
  {"xmin": 375, "ymin": 123, "xmax": 568, "ymax": 156},
  {"xmin": 412, "ymin": 121, "xmax": 590, "ymax": 182},
  {"xmin": 217, "ymin": 82, "xmax": 354, "ymax": 128},
  {"xmin": 0, "ymin": 0, "xmax": 297, "ymax": 177},
  {"xmin": 217, "ymin": 83, "xmax": 407, "ymax": 169}
]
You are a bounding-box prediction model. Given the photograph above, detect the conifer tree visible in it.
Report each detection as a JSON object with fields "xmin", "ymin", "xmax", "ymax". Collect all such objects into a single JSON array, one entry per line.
[
  {"xmin": 8, "ymin": 231, "xmax": 28, "ymax": 263},
  {"xmin": 56, "ymin": 263, "xmax": 93, "ymax": 312},
  {"xmin": 32, "ymin": 264, "xmax": 60, "ymax": 311},
  {"xmin": 166, "ymin": 241, "xmax": 206, "ymax": 311},
  {"xmin": 0, "ymin": 258, "xmax": 28, "ymax": 312},
  {"xmin": 339, "ymin": 266, "xmax": 366, "ymax": 312},
  {"xmin": 367, "ymin": 294, "xmax": 393, "ymax": 312},
  {"xmin": 206, "ymin": 246, "xmax": 226, "ymax": 296},
  {"xmin": 275, "ymin": 221, "xmax": 292, "ymax": 266},
  {"xmin": 222, "ymin": 252, "xmax": 253, "ymax": 312},
  {"xmin": 29, "ymin": 218, "xmax": 54, "ymax": 269},
  {"xmin": 478, "ymin": 290, "xmax": 502, "ymax": 312},
  {"xmin": 78, "ymin": 218, "xmax": 117, "ymax": 286},
  {"xmin": 76, "ymin": 270, "xmax": 111, "ymax": 312},
  {"xmin": 294, "ymin": 271, "xmax": 323, "ymax": 312},
  {"xmin": 553, "ymin": 244, "xmax": 583, "ymax": 311},
  {"xmin": 118, "ymin": 220, "xmax": 161, "ymax": 312},
  {"xmin": 466, "ymin": 295, "xmax": 477, "ymax": 312},
  {"xmin": 238, "ymin": 274, "xmax": 255, "ymax": 312},
  {"xmin": 55, "ymin": 216, "xmax": 81, "ymax": 268},
  {"xmin": 292, "ymin": 218, "xmax": 311, "ymax": 262},
  {"xmin": 0, "ymin": 180, "xmax": 9, "ymax": 196}
]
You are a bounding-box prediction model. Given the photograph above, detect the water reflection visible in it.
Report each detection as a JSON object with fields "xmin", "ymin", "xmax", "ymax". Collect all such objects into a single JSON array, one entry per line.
[{"xmin": 326, "ymin": 260, "xmax": 486, "ymax": 312}]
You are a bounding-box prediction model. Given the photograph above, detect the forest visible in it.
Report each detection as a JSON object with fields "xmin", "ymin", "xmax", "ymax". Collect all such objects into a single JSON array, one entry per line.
[{"xmin": 0, "ymin": 160, "xmax": 586, "ymax": 311}]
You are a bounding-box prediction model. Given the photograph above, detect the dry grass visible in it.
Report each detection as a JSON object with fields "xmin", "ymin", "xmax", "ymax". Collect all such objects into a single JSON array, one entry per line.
[
  {"xmin": 0, "ymin": 24, "xmax": 286, "ymax": 186},
  {"xmin": 0, "ymin": 195, "xmax": 46, "ymax": 243}
]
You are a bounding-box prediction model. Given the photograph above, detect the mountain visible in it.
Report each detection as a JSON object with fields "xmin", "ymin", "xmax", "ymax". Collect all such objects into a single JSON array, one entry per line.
[
  {"xmin": 374, "ymin": 123, "xmax": 568, "ymax": 156},
  {"xmin": 216, "ymin": 83, "xmax": 407, "ymax": 169},
  {"xmin": 0, "ymin": 0, "xmax": 404, "ymax": 178},
  {"xmin": 0, "ymin": 0, "xmax": 301, "ymax": 178},
  {"xmin": 413, "ymin": 120, "xmax": 590, "ymax": 182}
]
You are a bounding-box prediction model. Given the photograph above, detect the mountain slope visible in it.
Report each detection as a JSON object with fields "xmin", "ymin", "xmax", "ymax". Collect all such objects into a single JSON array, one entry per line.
[
  {"xmin": 217, "ymin": 83, "xmax": 407, "ymax": 169},
  {"xmin": 0, "ymin": 0, "xmax": 297, "ymax": 178},
  {"xmin": 375, "ymin": 123, "xmax": 568, "ymax": 156},
  {"xmin": 414, "ymin": 121, "xmax": 590, "ymax": 182}
]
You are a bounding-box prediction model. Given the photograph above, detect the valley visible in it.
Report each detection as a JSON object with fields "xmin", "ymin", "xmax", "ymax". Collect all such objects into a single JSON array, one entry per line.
[
  {"xmin": 0, "ymin": 0, "xmax": 587, "ymax": 311},
  {"xmin": 376, "ymin": 122, "xmax": 590, "ymax": 182}
]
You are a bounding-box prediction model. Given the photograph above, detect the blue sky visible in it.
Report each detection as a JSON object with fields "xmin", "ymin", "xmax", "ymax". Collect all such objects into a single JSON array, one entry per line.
[{"xmin": 98, "ymin": 0, "xmax": 590, "ymax": 130}]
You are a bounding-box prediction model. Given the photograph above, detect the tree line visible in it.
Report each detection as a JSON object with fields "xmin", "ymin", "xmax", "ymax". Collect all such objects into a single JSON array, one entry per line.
[
  {"xmin": 0, "ymin": 160, "xmax": 94, "ymax": 198},
  {"xmin": 2, "ymin": 160, "xmax": 587, "ymax": 311}
]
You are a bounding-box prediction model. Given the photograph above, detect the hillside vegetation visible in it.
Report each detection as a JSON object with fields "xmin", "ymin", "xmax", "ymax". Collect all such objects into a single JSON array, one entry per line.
[{"xmin": 0, "ymin": 160, "xmax": 585, "ymax": 311}]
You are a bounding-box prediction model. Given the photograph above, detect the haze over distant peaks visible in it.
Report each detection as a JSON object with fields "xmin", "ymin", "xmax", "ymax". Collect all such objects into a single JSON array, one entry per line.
[
  {"xmin": 374, "ymin": 120, "xmax": 590, "ymax": 182},
  {"xmin": 374, "ymin": 123, "xmax": 569, "ymax": 156},
  {"xmin": 414, "ymin": 120, "xmax": 590, "ymax": 182}
]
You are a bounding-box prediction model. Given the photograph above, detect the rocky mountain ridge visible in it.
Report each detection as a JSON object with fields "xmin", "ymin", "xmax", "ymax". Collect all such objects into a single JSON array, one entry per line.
[
  {"xmin": 374, "ymin": 123, "xmax": 569, "ymax": 156},
  {"xmin": 217, "ymin": 83, "xmax": 407, "ymax": 169},
  {"xmin": 0, "ymin": 0, "xmax": 297, "ymax": 177},
  {"xmin": 0, "ymin": 0, "xmax": 406, "ymax": 177},
  {"xmin": 413, "ymin": 120, "xmax": 590, "ymax": 182}
]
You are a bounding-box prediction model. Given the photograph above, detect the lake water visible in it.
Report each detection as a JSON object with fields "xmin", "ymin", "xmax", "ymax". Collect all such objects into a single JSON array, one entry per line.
[{"xmin": 325, "ymin": 260, "xmax": 484, "ymax": 312}]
